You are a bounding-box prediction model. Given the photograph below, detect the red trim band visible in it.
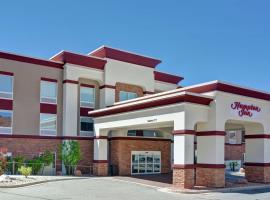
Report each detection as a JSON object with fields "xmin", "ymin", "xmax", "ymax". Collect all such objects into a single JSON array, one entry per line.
[
  {"xmin": 40, "ymin": 103, "xmax": 57, "ymax": 114},
  {"xmin": 245, "ymin": 163, "xmax": 270, "ymax": 167},
  {"xmin": 172, "ymin": 164, "xmax": 195, "ymax": 169},
  {"xmin": 143, "ymin": 91, "xmax": 155, "ymax": 95},
  {"xmin": 80, "ymin": 83, "xmax": 95, "ymax": 88},
  {"xmin": 109, "ymin": 137, "xmax": 171, "ymax": 142},
  {"xmin": 63, "ymin": 80, "xmax": 79, "ymax": 85},
  {"xmin": 51, "ymin": 51, "xmax": 106, "ymax": 70},
  {"xmin": 93, "ymin": 136, "xmax": 108, "ymax": 140},
  {"xmin": 89, "ymin": 94, "xmax": 213, "ymax": 117},
  {"xmin": 0, "ymin": 99, "xmax": 13, "ymax": 110},
  {"xmin": 245, "ymin": 134, "xmax": 270, "ymax": 139},
  {"xmin": 0, "ymin": 71, "xmax": 14, "ymax": 76},
  {"xmin": 196, "ymin": 164, "xmax": 226, "ymax": 168},
  {"xmin": 0, "ymin": 51, "xmax": 63, "ymax": 69},
  {"xmin": 93, "ymin": 160, "xmax": 108, "ymax": 163},
  {"xmin": 99, "ymin": 85, "xmax": 116, "ymax": 89},
  {"xmin": 80, "ymin": 107, "xmax": 94, "ymax": 116},
  {"xmin": 225, "ymin": 143, "xmax": 244, "ymax": 146},
  {"xmin": 90, "ymin": 46, "xmax": 161, "ymax": 68},
  {"xmin": 41, "ymin": 77, "xmax": 58, "ymax": 83},
  {"xmin": 172, "ymin": 130, "xmax": 195, "ymax": 135},
  {"xmin": 196, "ymin": 131, "xmax": 226, "ymax": 136}
]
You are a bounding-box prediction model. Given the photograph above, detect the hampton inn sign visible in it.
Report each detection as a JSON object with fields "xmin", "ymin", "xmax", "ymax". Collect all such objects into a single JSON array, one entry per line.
[
  {"xmin": 1, "ymin": 46, "xmax": 270, "ymax": 189},
  {"xmin": 231, "ymin": 102, "xmax": 261, "ymax": 118}
]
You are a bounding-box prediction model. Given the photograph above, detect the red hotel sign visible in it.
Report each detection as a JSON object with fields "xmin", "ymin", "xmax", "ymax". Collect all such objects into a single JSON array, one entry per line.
[{"xmin": 231, "ymin": 102, "xmax": 261, "ymax": 117}]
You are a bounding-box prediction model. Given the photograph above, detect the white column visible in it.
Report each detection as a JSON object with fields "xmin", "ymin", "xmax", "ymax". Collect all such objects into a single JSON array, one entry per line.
[
  {"xmin": 93, "ymin": 137, "xmax": 108, "ymax": 162},
  {"xmin": 173, "ymin": 131, "xmax": 195, "ymax": 167},
  {"xmin": 63, "ymin": 81, "xmax": 78, "ymax": 136},
  {"xmin": 100, "ymin": 87, "xmax": 115, "ymax": 108}
]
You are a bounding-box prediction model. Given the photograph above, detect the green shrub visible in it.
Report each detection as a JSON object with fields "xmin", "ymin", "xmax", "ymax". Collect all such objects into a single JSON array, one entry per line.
[
  {"xmin": 0, "ymin": 156, "xmax": 7, "ymax": 175},
  {"xmin": 18, "ymin": 166, "xmax": 32, "ymax": 178},
  {"xmin": 13, "ymin": 155, "xmax": 25, "ymax": 174},
  {"xmin": 27, "ymin": 157, "xmax": 43, "ymax": 175}
]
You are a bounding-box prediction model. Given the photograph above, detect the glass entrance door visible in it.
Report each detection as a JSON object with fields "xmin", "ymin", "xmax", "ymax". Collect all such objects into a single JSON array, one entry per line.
[{"xmin": 131, "ymin": 151, "xmax": 161, "ymax": 175}]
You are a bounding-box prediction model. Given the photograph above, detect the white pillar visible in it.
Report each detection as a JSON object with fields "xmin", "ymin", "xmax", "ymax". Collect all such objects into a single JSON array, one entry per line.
[
  {"xmin": 63, "ymin": 81, "xmax": 78, "ymax": 136},
  {"xmin": 100, "ymin": 87, "xmax": 115, "ymax": 108}
]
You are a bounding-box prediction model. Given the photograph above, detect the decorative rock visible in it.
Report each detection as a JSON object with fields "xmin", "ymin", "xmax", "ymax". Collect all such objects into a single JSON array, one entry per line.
[
  {"xmin": 0, "ymin": 174, "xmax": 12, "ymax": 182},
  {"xmin": 74, "ymin": 170, "xmax": 82, "ymax": 176}
]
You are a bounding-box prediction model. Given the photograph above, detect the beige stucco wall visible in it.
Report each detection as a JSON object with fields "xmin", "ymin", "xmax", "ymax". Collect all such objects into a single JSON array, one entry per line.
[{"xmin": 0, "ymin": 58, "xmax": 63, "ymax": 136}]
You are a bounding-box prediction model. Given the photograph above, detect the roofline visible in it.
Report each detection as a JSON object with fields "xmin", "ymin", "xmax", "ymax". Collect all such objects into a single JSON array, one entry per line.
[
  {"xmin": 50, "ymin": 50, "xmax": 107, "ymax": 70},
  {"xmin": 88, "ymin": 45, "xmax": 161, "ymax": 68},
  {"xmin": 154, "ymin": 70, "xmax": 184, "ymax": 84},
  {"xmin": 89, "ymin": 91, "xmax": 213, "ymax": 117},
  {"xmin": 88, "ymin": 45, "xmax": 161, "ymax": 61},
  {"xmin": 112, "ymin": 80, "xmax": 270, "ymax": 108},
  {"xmin": 0, "ymin": 50, "xmax": 63, "ymax": 69}
]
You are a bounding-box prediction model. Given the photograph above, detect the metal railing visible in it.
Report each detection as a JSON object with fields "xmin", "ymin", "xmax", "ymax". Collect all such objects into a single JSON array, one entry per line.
[{"xmin": 5, "ymin": 162, "xmax": 93, "ymax": 176}]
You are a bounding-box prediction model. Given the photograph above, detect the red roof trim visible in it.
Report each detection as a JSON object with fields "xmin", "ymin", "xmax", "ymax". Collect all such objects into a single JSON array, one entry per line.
[
  {"xmin": 186, "ymin": 82, "xmax": 270, "ymax": 101},
  {"xmin": 89, "ymin": 94, "xmax": 212, "ymax": 117},
  {"xmin": 0, "ymin": 134, "xmax": 94, "ymax": 140},
  {"xmin": 113, "ymin": 81, "xmax": 270, "ymax": 108},
  {"xmin": 196, "ymin": 164, "xmax": 226, "ymax": 168},
  {"xmin": 0, "ymin": 51, "xmax": 63, "ymax": 69},
  {"xmin": 172, "ymin": 164, "xmax": 195, "ymax": 169},
  {"xmin": 90, "ymin": 46, "xmax": 161, "ymax": 68},
  {"xmin": 51, "ymin": 51, "xmax": 107, "ymax": 70},
  {"xmin": 154, "ymin": 71, "xmax": 184, "ymax": 84},
  {"xmin": 0, "ymin": 71, "xmax": 14, "ymax": 76},
  {"xmin": 80, "ymin": 107, "xmax": 94, "ymax": 116}
]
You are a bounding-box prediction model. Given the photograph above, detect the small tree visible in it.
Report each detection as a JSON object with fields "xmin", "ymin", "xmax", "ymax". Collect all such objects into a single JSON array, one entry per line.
[
  {"xmin": 58, "ymin": 140, "xmax": 81, "ymax": 175},
  {"xmin": 0, "ymin": 148, "xmax": 7, "ymax": 175}
]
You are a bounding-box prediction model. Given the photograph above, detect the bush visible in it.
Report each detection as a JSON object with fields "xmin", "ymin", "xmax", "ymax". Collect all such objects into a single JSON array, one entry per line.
[
  {"xmin": 13, "ymin": 155, "xmax": 26, "ymax": 174},
  {"xmin": 18, "ymin": 166, "xmax": 32, "ymax": 178},
  {"xmin": 0, "ymin": 156, "xmax": 7, "ymax": 175},
  {"xmin": 27, "ymin": 151, "xmax": 54, "ymax": 175}
]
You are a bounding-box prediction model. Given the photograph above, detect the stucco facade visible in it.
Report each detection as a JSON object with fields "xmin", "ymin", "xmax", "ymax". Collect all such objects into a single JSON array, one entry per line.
[{"xmin": 0, "ymin": 45, "xmax": 269, "ymax": 189}]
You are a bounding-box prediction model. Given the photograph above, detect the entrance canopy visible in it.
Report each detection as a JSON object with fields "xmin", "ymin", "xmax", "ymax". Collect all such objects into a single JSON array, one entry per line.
[{"xmin": 89, "ymin": 80, "xmax": 270, "ymax": 188}]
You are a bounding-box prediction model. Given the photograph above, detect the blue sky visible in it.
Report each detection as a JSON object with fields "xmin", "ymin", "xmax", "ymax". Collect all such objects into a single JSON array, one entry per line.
[{"xmin": 1, "ymin": 0, "xmax": 269, "ymax": 90}]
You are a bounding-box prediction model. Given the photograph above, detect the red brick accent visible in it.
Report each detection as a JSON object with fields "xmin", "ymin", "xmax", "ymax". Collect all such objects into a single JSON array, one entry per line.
[
  {"xmin": 0, "ymin": 138, "xmax": 93, "ymax": 174},
  {"xmin": 245, "ymin": 166, "xmax": 270, "ymax": 183},
  {"xmin": 173, "ymin": 168, "xmax": 194, "ymax": 189},
  {"xmin": 115, "ymin": 82, "xmax": 144, "ymax": 102},
  {"xmin": 196, "ymin": 167, "xmax": 225, "ymax": 188},
  {"xmin": 225, "ymin": 144, "xmax": 245, "ymax": 160},
  {"xmin": 93, "ymin": 163, "xmax": 108, "ymax": 176},
  {"xmin": 110, "ymin": 138, "xmax": 171, "ymax": 175}
]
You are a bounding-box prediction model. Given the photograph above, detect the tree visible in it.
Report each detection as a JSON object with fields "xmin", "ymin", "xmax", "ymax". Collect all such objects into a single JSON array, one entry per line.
[{"xmin": 58, "ymin": 140, "xmax": 81, "ymax": 175}]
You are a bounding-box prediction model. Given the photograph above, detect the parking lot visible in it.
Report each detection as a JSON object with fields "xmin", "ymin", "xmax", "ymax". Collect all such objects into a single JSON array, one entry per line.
[{"xmin": 0, "ymin": 177, "xmax": 270, "ymax": 200}]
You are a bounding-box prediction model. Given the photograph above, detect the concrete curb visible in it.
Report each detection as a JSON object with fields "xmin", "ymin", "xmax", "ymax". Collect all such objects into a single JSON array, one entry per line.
[
  {"xmin": 0, "ymin": 177, "xmax": 89, "ymax": 188},
  {"xmin": 164, "ymin": 184, "xmax": 270, "ymax": 194}
]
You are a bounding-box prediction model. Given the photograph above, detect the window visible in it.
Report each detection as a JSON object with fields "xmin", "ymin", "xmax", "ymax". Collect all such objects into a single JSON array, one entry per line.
[
  {"xmin": 0, "ymin": 75, "xmax": 13, "ymax": 99},
  {"xmin": 119, "ymin": 91, "xmax": 137, "ymax": 102},
  {"xmin": 40, "ymin": 81, "xmax": 57, "ymax": 104},
  {"xmin": 80, "ymin": 117, "xmax": 94, "ymax": 136},
  {"xmin": 0, "ymin": 110, "xmax": 12, "ymax": 134},
  {"xmin": 40, "ymin": 113, "xmax": 57, "ymax": 136},
  {"xmin": 127, "ymin": 130, "xmax": 162, "ymax": 137},
  {"xmin": 131, "ymin": 151, "xmax": 161, "ymax": 174},
  {"xmin": 80, "ymin": 87, "xmax": 95, "ymax": 108}
]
